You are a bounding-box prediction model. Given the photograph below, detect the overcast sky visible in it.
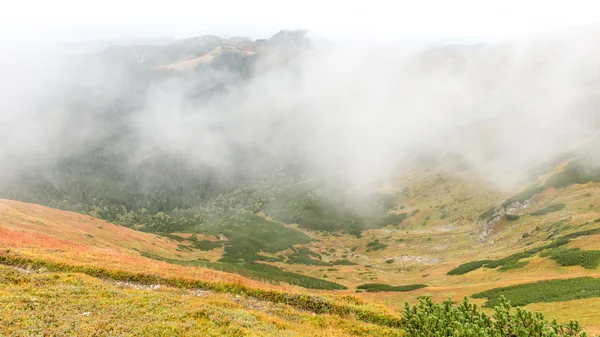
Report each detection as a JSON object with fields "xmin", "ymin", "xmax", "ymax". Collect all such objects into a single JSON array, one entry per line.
[{"xmin": 3, "ymin": 0, "xmax": 600, "ymax": 43}]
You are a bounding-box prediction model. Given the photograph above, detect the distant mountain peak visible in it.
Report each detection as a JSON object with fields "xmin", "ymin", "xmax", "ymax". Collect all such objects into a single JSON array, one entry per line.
[{"xmin": 267, "ymin": 29, "xmax": 311, "ymax": 48}]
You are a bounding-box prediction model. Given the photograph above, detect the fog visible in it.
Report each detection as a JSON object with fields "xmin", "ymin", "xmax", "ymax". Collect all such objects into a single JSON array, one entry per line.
[{"xmin": 1, "ymin": 27, "xmax": 600, "ymax": 200}]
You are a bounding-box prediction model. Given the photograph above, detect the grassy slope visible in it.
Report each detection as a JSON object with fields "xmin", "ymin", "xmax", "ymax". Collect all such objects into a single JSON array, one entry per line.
[
  {"xmin": 0, "ymin": 199, "xmax": 282, "ymax": 291},
  {"xmin": 267, "ymin": 165, "xmax": 600, "ymax": 334},
  {"xmin": 3, "ymin": 159, "xmax": 600, "ymax": 334},
  {"xmin": 0, "ymin": 265, "xmax": 400, "ymax": 337}
]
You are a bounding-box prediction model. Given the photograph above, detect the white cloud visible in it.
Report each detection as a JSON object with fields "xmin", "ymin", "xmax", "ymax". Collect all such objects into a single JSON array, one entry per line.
[{"xmin": 2, "ymin": 0, "xmax": 600, "ymax": 42}]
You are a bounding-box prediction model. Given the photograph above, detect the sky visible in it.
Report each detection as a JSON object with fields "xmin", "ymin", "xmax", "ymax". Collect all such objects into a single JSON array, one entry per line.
[{"xmin": 3, "ymin": 0, "xmax": 600, "ymax": 43}]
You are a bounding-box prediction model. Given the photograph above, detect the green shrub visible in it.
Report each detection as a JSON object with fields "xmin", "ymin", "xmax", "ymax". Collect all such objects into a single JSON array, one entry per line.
[
  {"xmin": 447, "ymin": 228, "xmax": 600, "ymax": 275},
  {"xmin": 402, "ymin": 296, "xmax": 588, "ymax": 336},
  {"xmin": 287, "ymin": 248, "xmax": 330, "ymax": 266},
  {"xmin": 191, "ymin": 239, "xmax": 221, "ymax": 251},
  {"xmin": 448, "ymin": 232, "xmax": 597, "ymax": 276},
  {"xmin": 140, "ymin": 252, "xmax": 345, "ymax": 290},
  {"xmin": 479, "ymin": 207, "xmax": 496, "ymax": 221},
  {"xmin": 531, "ymin": 204, "xmax": 566, "ymax": 216},
  {"xmin": 506, "ymin": 214, "xmax": 520, "ymax": 221},
  {"xmin": 503, "ymin": 185, "xmax": 546, "ymax": 207},
  {"xmin": 550, "ymin": 249, "xmax": 600, "ymax": 269},
  {"xmin": 366, "ymin": 240, "xmax": 388, "ymax": 252},
  {"xmin": 502, "ymin": 162, "xmax": 600, "ymax": 209},
  {"xmin": 331, "ymin": 259, "xmax": 358, "ymax": 266},
  {"xmin": 447, "ymin": 260, "xmax": 492, "ymax": 276},
  {"xmin": 157, "ymin": 233, "xmax": 186, "ymax": 242},
  {"xmin": 473, "ymin": 277, "xmax": 600, "ymax": 307},
  {"xmin": 356, "ymin": 283, "xmax": 427, "ymax": 292}
]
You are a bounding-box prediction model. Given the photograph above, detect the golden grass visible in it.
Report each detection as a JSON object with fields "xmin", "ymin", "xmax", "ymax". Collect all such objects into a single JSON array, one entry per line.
[{"xmin": 0, "ymin": 265, "xmax": 401, "ymax": 337}]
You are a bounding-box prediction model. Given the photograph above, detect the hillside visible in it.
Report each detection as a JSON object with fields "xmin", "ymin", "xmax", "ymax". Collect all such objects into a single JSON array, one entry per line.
[
  {"xmin": 2, "ymin": 154, "xmax": 600, "ymax": 334},
  {"xmin": 3, "ymin": 27, "xmax": 600, "ymax": 336}
]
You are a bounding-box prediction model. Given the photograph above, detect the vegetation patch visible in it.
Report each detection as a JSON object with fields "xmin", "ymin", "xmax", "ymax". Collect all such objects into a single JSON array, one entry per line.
[
  {"xmin": 447, "ymin": 260, "xmax": 492, "ymax": 276},
  {"xmin": 402, "ymin": 296, "xmax": 588, "ymax": 336},
  {"xmin": 503, "ymin": 162, "xmax": 600, "ymax": 207},
  {"xmin": 505, "ymin": 214, "xmax": 520, "ymax": 221},
  {"xmin": 366, "ymin": 240, "xmax": 388, "ymax": 252},
  {"xmin": 190, "ymin": 239, "xmax": 222, "ymax": 251},
  {"xmin": 548, "ymin": 248, "xmax": 600, "ymax": 269},
  {"xmin": 473, "ymin": 277, "xmax": 600, "ymax": 308},
  {"xmin": 287, "ymin": 248, "xmax": 330, "ymax": 266},
  {"xmin": 478, "ymin": 207, "xmax": 496, "ymax": 221},
  {"xmin": 356, "ymin": 283, "xmax": 427, "ymax": 292},
  {"xmin": 331, "ymin": 259, "xmax": 358, "ymax": 266},
  {"xmin": 530, "ymin": 203, "xmax": 566, "ymax": 216},
  {"xmin": 156, "ymin": 232, "xmax": 187, "ymax": 241},
  {"xmin": 205, "ymin": 213, "xmax": 312, "ymax": 263},
  {"xmin": 141, "ymin": 252, "xmax": 344, "ymax": 290},
  {"xmin": 449, "ymin": 228, "xmax": 600, "ymax": 276}
]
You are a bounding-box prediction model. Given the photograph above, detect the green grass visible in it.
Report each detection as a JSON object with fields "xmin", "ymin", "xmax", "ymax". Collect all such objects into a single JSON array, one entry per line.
[
  {"xmin": 356, "ymin": 283, "xmax": 427, "ymax": 292},
  {"xmin": 140, "ymin": 252, "xmax": 346, "ymax": 290},
  {"xmin": 472, "ymin": 277, "xmax": 600, "ymax": 307}
]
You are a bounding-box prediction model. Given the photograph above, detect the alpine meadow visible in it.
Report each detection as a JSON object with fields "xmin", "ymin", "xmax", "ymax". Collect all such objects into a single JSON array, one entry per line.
[{"xmin": 2, "ymin": 13, "xmax": 600, "ymax": 336}]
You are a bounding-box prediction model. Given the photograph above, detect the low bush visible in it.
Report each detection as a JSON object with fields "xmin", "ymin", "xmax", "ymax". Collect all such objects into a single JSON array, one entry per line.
[
  {"xmin": 366, "ymin": 240, "xmax": 388, "ymax": 252},
  {"xmin": 447, "ymin": 260, "xmax": 492, "ymax": 276},
  {"xmin": 331, "ymin": 259, "xmax": 358, "ymax": 266},
  {"xmin": 191, "ymin": 239, "xmax": 221, "ymax": 251},
  {"xmin": 549, "ymin": 248, "xmax": 600, "ymax": 269},
  {"xmin": 447, "ymin": 228, "xmax": 600, "ymax": 276},
  {"xmin": 506, "ymin": 214, "xmax": 520, "ymax": 221},
  {"xmin": 402, "ymin": 296, "xmax": 588, "ymax": 336},
  {"xmin": 141, "ymin": 252, "xmax": 344, "ymax": 290},
  {"xmin": 356, "ymin": 283, "xmax": 427, "ymax": 292},
  {"xmin": 287, "ymin": 248, "xmax": 330, "ymax": 266},
  {"xmin": 473, "ymin": 277, "xmax": 600, "ymax": 307},
  {"xmin": 531, "ymin": 204, "xmax": 566, "ymax": 216},
  {"xmin": 479, "ymin": 207, "xmax": 497, "ymax": 221}
]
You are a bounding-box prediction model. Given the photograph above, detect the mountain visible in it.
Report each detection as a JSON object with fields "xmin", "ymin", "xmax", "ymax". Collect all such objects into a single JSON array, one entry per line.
[{"xmin": 2, "ymin": 28, "xmax": 600, "ymax": 335}]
